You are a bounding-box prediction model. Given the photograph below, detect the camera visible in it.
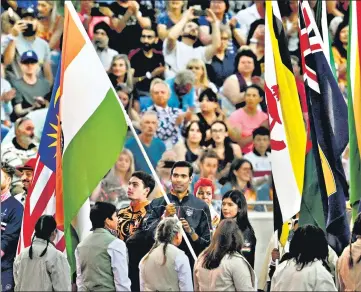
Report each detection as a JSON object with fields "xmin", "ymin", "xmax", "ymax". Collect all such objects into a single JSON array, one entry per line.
[
  {"xmin": 193, "ymin": 9, "xmax": 207, "ymax": 17},
  {"xmin": 193, "ymin": 5, "xmax": 207, "ymax": 17}
]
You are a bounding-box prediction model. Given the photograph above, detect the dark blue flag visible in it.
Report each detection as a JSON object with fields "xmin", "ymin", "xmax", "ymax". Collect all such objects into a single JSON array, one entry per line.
[{"xmin": 299, "ymin": 0, "xmax": 350, "ymax": 255}]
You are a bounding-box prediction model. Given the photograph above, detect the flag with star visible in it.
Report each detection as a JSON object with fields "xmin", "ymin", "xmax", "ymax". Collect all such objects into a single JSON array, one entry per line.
[{"xmin": 17, "ymin": 60, "xmax": 66, "ymax": 254}]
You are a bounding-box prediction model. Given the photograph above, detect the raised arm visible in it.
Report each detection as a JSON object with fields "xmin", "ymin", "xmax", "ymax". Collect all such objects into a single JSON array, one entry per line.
[
  {"xmin": 204, "ymin": 9, "xmax": 221, "ymax": 61},
  {"xmin": 166, "ymin": 8, "xmax": 195, "ymax": 53}
]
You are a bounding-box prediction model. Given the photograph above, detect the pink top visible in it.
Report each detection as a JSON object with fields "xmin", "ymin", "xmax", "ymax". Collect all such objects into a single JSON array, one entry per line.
[
  {"xmin": 77, "ymin": 14, "xmax": 110, "ymax": 40},
  {"xmin": 229, "ymin": 108, "xmax": 268, "ymax": 154}
]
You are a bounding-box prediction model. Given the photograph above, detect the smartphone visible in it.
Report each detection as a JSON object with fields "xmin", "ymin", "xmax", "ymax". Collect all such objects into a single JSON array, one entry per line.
[
  {"xmin": 193, "ymin": 5, "xmax": 207, "ymax": 17},
  {"xmin": 194, "ymin": 9, "xmax": 207, "ymax": 17}
]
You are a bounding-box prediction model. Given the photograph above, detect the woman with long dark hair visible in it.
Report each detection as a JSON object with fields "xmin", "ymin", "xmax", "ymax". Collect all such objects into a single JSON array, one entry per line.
[
  {"xmin": 139, "ymin": 217, "xmax": 193, "ymax": 291},
  {"xmin": 209, "ymin": 120, "xmax": 242, "ymax": 176},
  {"xmin": 13, "ymin": 215, "xmax": 71, "ymax": 291},
  {"xmin": 220, "ymin": 190, "xmax": 257, "ymax": 268},
  {"xmin": 336, "ymin": 212, "xmax": 361, "ymax": 291},
  {"xmin": 221, "ymin": 158, "xmax": 257, "ymax": 204},
  {"xmin": 271, "ymin": 225, "xmax": 337, "ymax": 291},
  {"xmin": 173, "ymin": 120, "xmax": 206, "ymax": 164},
  {"xmin": 193, "ymin": 89, "xmax": 239, "ymax": 145},
  {"xmin": 194, "ymin": 219, "xmax": 256, "ymax": 291}
]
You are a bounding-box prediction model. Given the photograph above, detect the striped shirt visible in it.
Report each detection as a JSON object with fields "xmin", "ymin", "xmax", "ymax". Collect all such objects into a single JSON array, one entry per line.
[{"xmin": 1, "ymin": 138, "xmax": 38, "ymax": 187}]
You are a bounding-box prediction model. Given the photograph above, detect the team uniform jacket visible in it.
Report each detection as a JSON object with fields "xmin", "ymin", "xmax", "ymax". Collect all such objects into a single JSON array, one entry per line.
[{"xmin": 142, "ymin": 193, "xmax": 212, "ymax": 265}]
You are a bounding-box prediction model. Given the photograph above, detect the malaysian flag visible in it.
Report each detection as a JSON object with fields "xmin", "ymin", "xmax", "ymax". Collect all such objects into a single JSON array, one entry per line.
[
  {"xmin": 17, "ymin": 61, "xmax": 65, "ymax": 254},
  {"xmin": 299, "ymin": 0, "xmax": 350, "ymax": 255}
]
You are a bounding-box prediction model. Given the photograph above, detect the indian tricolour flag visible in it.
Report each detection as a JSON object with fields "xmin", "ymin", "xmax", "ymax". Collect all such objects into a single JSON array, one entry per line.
[{"xmin": 58, "ymin": 1, "xmax": 128, "ymax": 271}]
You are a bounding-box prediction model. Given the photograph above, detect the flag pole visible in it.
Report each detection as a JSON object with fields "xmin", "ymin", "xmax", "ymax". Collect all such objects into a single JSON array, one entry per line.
[{"xmin": 64, "ymin": 0, "xmax": 197, "ymax": 262}]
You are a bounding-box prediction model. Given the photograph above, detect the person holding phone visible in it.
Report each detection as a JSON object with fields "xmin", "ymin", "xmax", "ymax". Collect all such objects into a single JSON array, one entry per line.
[
  {"xmin": 163, "ymin": 6, "xmax": 221, "ymax": 79},
  {"xmin": 198, "ymin": 0, "xmax": 245, "ymax": 54},
  {"xmin": 11, "ymin": 50, "xmax": 51, "ymax": 120},
  {"xmin": 3, "ymin": 7, "xmax": 53, "ymax": 85}
]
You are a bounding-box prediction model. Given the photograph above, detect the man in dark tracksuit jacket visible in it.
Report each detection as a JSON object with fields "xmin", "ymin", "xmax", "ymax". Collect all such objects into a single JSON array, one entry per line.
[
  {"xmin": 142, "ymin": 161, "xmax": 212, "ymax": 269},
  {"xmin": 1, "ymin": 163, "xmax": 23, "ymax": 292}
]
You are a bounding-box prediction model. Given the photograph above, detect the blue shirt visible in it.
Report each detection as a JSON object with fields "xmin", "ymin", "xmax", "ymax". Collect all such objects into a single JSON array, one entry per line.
[
  {"xmin": 199, "ymin": 12, "xmax": 240, "ymax": 55},
  {"xmin": 157, "ymin": 12, "xmax": 175, "ymax": 29},
  {"xmin": 167, "ymin": 78, "xmax": 195, "ymax": 112},
  {"xmin": 1, "ymin": 195, "xmax": 24, "ymax": 271},
  {"xmin": 125, "ymin": 137, "xmax": 166, "ymax": 174},
  {"xmin": 209, "ymin": 52, "xmax": 236, "ymax": 88}
]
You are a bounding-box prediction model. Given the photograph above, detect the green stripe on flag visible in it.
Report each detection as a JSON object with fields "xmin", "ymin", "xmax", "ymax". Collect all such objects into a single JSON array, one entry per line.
[
  {"xmin": 299, "ymin": 150, "xmax": 326, "ymax": 231},
  {"xmin": 62, "ymin": 88, "xmax": 127, "ymax": 271},
  {"xmin": 347, "ymin": 2, "xmax": 361, "ymax": 220}
]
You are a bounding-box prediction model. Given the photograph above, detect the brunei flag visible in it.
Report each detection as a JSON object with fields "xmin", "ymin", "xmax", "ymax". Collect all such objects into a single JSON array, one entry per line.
[
  {"xmin": 265, "ymin": 1, "xmax": 307, "ymax": 245},
  {"xmin": 299, "ymin": 0, "xmax": 350, "ymax": 255},
  {"xmin": 348, "ymin": 1, "xmax": 361, "ymax": 220}
]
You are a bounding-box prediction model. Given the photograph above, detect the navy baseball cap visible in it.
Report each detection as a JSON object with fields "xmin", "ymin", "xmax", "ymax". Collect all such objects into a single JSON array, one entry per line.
[{"xmin": 20, "ymin": 50, "xmax": 38, "ymax": 63}]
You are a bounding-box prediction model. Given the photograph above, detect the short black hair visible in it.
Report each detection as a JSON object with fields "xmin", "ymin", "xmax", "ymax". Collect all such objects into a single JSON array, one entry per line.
[
  {"xmin": 252, "ymin": 126, "xmax": 270, "ymax": 138},
  {"xmin": 199, "ymin": 88, "xmax": 218, "ymax": 103},
  {"xmin": 171, "ymin": 161, "xmax": 193, "ymax": 177},
  {"xmin": 246, "ymin": 84, "xmax": 265, "ymax": 99},
  {"xmin": 131, "ymin": 171, "xmax": 156, "ymax": 197},
  {"xmin": 143, "ymin": 23, "xmax": 159, "ymax": 38},
  {"xmin": 90, "ymin": 202, "xmax": 116, "ymax": 229},
  {"xmin": 234, "ymin": 49, "xmax": 258, "ymax": 74},
  {"xmin": 1, "ymin": 162, "xmax": 15, "ymax": 181}
]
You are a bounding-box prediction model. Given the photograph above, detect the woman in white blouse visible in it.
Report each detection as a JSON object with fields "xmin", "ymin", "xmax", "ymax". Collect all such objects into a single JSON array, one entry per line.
[
  {"xmin": 139, "ymin": 217, "xmax": 193, "ymax": 291},
  {"xmin": 271, "ymin": 225, "xmax": 337, "ymax": 291}
]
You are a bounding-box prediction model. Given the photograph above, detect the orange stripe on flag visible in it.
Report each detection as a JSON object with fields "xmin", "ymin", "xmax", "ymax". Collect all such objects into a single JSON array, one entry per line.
[
  {"xmin": 56, "ymin": 5, "xmax": 85, "ymax": 229},
  {"xmin": 55, "ymin": 112, "xmax": 64, "ymax": 230},
  {"xmin": 61, "ymin": 5, "xmax": 86, "ymax": 76}
]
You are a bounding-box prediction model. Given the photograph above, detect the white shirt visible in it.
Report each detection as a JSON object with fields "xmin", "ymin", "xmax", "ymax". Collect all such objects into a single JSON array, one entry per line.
[
  {"xmin": 139, "ymin": 252, "xmax": 193, "ymax": 291},
  {"xmin": 1, "ymin": 78, "xmax": 13, "ymax": 122},
  {"xmin": 163, "ymin": 39, "xmax": 210, "ymax": 79},
  {"xmin": 95, "ymin": 46, "xmax": 119, "ymax": 71},
  {"xmin": 235, "ymin": 4, "xmax": 261, "ymax": 38},
  {"xmin": 271, "ymin": 259, "xmax": 337, "ymax": 291},
  {"xmin": 244, "ymin": 151, "xmax": 271, "ymax": 171},
  {"xmin": 76, "ymin": 238, "xmax": 131, "ymax": 291}
]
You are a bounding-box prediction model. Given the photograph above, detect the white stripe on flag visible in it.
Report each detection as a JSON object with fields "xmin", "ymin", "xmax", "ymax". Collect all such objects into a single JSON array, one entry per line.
[
  {"xmin": 29, "ymin": 166, "xmax": 53, "ymax": 214},
  {"xmin": 61, "ymin": 43, "xmax": 114, "ymax": 153},
  {"xmin": 265, "ymin": 3, "xmax": 302, "ymax": 222}
]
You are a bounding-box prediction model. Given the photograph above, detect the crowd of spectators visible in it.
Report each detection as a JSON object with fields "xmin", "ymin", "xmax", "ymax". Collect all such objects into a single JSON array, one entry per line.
[
  {"xmin": 1, "ymin": 1, "xmax": 358, "ymax": 292},
  {"xmin": 1, "ymin": 0, "xmax": 353, "ymax": 212}
]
